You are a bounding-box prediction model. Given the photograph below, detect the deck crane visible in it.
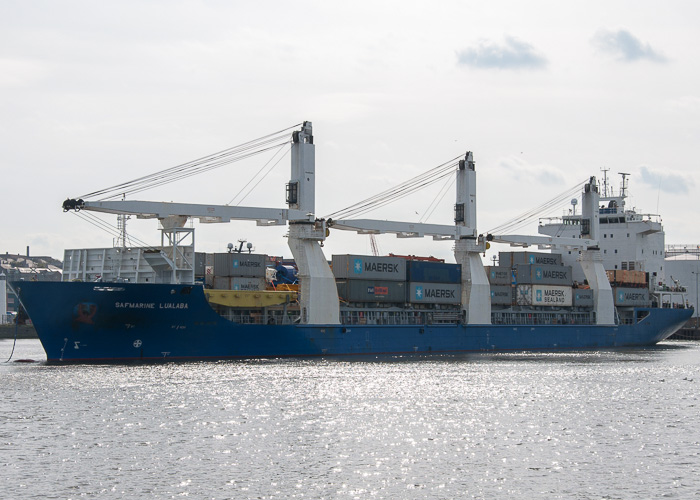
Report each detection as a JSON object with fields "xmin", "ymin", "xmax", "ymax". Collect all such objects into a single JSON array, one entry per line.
[
  {"xmin": 329, "ymin": 153, "xmax": 614, "ymax": 325},
  {"xmin": 61, "ymin": 122, "xmax": 613, "ymax": 326},
  {"xmin": 63, "ymin": 122, "xmax": 339, "ymax": 325}
]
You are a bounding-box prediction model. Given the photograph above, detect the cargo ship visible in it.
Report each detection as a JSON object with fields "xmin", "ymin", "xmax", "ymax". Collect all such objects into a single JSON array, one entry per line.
[{"xmin": 10, "ymin": 122, "xmax": 692, "ymax": 362}]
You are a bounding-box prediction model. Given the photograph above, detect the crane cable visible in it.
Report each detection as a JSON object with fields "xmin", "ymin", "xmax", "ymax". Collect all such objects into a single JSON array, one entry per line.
[
  {"xmin": 71, "ymin": 211, "xmax": 160, "ymax": 251},
  {"xmin": 227, "ymin": 143, "xmax": 292, "ymax": 206},
  {"xmin": 420, "ymin": 174, "xmax": 457, "ymax": 223},
  {"xmin": 486, "ymin": 178, "xmax": 588, "ymax": 235},
  {"xmin": 78, "ymin": 123, "xmax": 302, "ymax": 201},
  {"xmin": 325, "ymin": 156, "xmax": 461, "ymax": 220}
]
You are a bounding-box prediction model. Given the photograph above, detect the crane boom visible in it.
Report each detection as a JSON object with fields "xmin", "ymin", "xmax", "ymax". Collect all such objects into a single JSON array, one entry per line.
[
  {"xmin": 490, "ymin": 234, "xmax": 598, "ymax": 250},
  {"xmin": 329, "ymin": 218, "xmax": 457, "ymax": 240},
  {"xmin": 76, "ymin": 200, "xmax": 313, "ymax": 226}
]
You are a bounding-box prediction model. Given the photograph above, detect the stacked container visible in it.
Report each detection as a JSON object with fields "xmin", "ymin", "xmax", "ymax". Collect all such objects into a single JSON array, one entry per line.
[
  {"xmin": 514, "ymin": 264, "xmax": 572, "ymax": 285},
  {"xmin": 516, "ymin": 284, "xmax": 573, "ymax": 307},
  {"xmin": 486, "ymin": 265, "xmax": 515, "ymax": 306},
  {"xmin": 332, "ymin": 255, "xmax": 463, "ymax": 305},
  {"xmin": 490, "ymin": 285, "xmax": 515, "ymax": 306},
  {"xmin": 406, "ymin": 261, "xmax": 462, "ymax": 305},
  {"xmin": 499, "ymin": 251, "xmax": 562, "ymax": 267},
  {"xmin": 606, "ymin": 270, "xmax": 648, "ymax": 288},
  {"xmin": 486, "ymin": 266, "xmax": 513, "ymax": 285},
  {"xmin": 336, "ymin": 280, "xmax": 408, "ymax": 303},
  {"xmin": 501, "ymin": 252, "xmax": 574, "ymax": 308},
  {"xmin": 572, "ymin": 289, "xmax": 595, "ymax": 308},
  {"xmin": 613, "ymin": 288, "xmax": 651, "ymax": 307},
  {"xmin": 212, "ymin": 253, "xmax": 268, "ymax": 290},
  {"xmin": 333, "ymin": 255, "xmax": 407, "ymax": 303}
]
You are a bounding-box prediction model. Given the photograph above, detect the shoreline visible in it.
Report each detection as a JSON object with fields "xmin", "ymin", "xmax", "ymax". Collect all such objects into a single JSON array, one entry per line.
[{"xmin": 0, "ymin": 324, "xmax": 38, "ymax": 339}]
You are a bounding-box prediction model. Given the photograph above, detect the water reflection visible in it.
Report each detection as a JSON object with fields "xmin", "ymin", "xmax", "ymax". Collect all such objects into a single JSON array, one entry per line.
[{"xmin": 2, "ymin": 339, "xmax": 699, "ymax": 499}]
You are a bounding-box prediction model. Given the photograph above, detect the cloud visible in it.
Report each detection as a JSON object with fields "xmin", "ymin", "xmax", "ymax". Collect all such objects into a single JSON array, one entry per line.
[
  {"xmin": 457, "ymin": 36, "xmax": 547, "ymax": 70},
  {"xmin": 497, "ymin": 156, "xmax": 565, "ymax": 185},
  {"xmin": 638, "ymin": 166, "xmax": 693, "ymax": 194},
  {"xmin": 591, "ymin": 29, "xmax": 668, "ymax": 63}
]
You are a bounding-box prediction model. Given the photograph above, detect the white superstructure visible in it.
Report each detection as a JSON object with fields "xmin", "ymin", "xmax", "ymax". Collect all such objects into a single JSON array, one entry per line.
[{"xmin": 538, "ymin": 172, "xmax": 665, "ymax": 285}]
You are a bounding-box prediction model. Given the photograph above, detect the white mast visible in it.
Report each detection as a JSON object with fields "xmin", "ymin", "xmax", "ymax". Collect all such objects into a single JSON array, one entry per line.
[
  {"xmin": 453, "ymin": 152, "xmax": 490, "ymax": 324},
  {"xmin": 286, "ymin": 122, "xmax": 340, "ymax": 324},
  {"xmin": 579, "ymin": 176, "xmax": 615, "ymax": 325}
]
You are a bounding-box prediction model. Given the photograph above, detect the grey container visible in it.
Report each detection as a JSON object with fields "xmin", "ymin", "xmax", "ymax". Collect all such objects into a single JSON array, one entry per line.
[
  {"xmin": 232, "ymin": 277, "xmax": 268, "ymax": 291},
  {"xmin": 336, "ymin": 280, "xmax": 407, "ymax": 303},
  {"xmin": 486, "ymin": 266, "xmax": 514, "ymax": 285},
  {"xmin": 500, "ymin": 251, "xmax": 562, "ymax": 267},
  {"xmin": 194, "ymin": 252, "xmax": 206, "ymax": 277},
  {"xmin": 573, "ymin": 289, "xmax": 594, "ymax": 307},
  {"xmin": 332, "ymin": 255, "xmax": 406, "ymax": 281},
  {"xmin": 490, "ymin": 285, "xmax": 514, "ymax": 306},
  {"xmin": 213, "ymin": 253, "xmax": 267, "ymax": 277},
  {"xmin": 407, "ymin": 282, "xmax": 462, "ymax": 304},
  {"xmin": 614, "ymin": 287, "xmax": 650, "ymax": 307},
  {"xmin": 515, "ymin": 264, "xmax": 572, "ymax": 285},
  {"xmin": 213, "ymin": 276, "xmax": 268, "ymax": 291}
]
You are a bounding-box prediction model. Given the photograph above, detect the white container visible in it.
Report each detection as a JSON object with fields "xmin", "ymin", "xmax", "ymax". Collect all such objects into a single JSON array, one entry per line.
[{"xmin": 516, "ymin": 285, "xmax": 572, "ymax": 307}]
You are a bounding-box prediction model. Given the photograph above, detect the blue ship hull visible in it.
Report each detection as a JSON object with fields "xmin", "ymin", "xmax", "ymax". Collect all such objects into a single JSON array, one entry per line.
[{"xmin": 11, "ymin": 281, "xmax": 693, "ymax": 363}]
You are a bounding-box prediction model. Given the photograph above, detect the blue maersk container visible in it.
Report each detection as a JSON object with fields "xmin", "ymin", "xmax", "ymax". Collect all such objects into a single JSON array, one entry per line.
[{"xmin": 405, "ymin": 261, "xmax": 461, "ymax": 284}]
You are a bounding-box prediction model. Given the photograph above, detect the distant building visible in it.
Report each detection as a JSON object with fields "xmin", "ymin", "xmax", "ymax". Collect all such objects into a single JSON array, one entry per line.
[
  {"xmin": 0, "ymin": 272, "xmax": 7, "ymax": 324},
  {"xmin": 665, "ymin": 247, "xmax": 700, "ymax": 320},
  {"xmin": 1, "ymin": 251, "xmax": 62, "ymax": 316}
]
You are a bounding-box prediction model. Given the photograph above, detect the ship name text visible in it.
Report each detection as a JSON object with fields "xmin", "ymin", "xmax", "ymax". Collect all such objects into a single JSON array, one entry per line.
[{"xmin": 115, "ymin": 302, "xmax": 189, "ymax": 309}]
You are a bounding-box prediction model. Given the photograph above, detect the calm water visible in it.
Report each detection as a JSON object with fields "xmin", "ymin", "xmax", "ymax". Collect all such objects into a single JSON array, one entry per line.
[{"xmin": 1, "ymin": 339, "xmax": 699, "ymax": 500}]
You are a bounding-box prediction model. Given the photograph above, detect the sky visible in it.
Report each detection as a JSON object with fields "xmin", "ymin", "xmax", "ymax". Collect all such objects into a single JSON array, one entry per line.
[{"xmin": 2, "ymin": 0, "xmax": 699, "ymax": 264}]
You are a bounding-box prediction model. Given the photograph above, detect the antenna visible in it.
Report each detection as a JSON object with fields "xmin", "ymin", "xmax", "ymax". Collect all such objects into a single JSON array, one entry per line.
[
  {"xmin": 618, "ymin": 172, "xmax": 630, "ymax": 198},
  {"xmin": 600, "ymin": 167, "xmax": 610, "ymax": 197},
  {"xmin": 115, "ymin": 194, "xmax": 131, "ymax": 249}
]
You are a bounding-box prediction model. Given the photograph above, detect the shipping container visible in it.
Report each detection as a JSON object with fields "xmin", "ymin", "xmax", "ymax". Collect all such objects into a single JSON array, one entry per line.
[
  {"xmin": 572, "ymin": 289, "xmax": 594, "ymax": 307},
  {"xmin": 232, "ymin": 277, "xmax": 268, "ymax": 291},
  {"xmin": 516, "ymin": 285, "xmax": 572, "ymax": 307},
  {"xmin": 332, "ymin": 255, "xmax": 406, "ymax": 281},
  {"xmin": 336, "ymin": 280, "xmax": 407, "ymax": 303},
  {"xmin": 515, "ymin": 264, "xmax": 573, "ymax": 285},
  {"xmin": 212, "ymin": 276, "xmax": 268, "ymax": 291},
  {"xmin": 486, "ymin": 266, "xmax": 514, "ymax": 285},
  {"xmin": 213, "ymin": 253, "xmax": 267, "ymax": 277},
  {"xmin": 499, "ymin": 251, "xmax": 562, "ymax": 267},
  {"xmin": 606, "ymin": 270, "xmax": 647, "ymax": 287},
  {"xmin": 406, "ymin": 260, "xmax": 461, "ymax": 283},
  {"xmin": 490, "ymin": 285, "xmax": 514, "ymax": 306},
  {"xmin": 613, "ymin": 287, "xmax": 650, "ymax": 307},
  {"xmin": 194, "ymin": 252, "xmax": 206, "ymax": 276},
  {"xmin": 407, "ymin": 282, "xmax": 461, "ymax": 304}
]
